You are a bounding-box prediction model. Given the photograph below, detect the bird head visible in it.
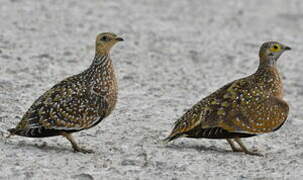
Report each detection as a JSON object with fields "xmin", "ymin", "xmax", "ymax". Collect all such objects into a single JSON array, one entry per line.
[
  {"xmin": 259, "ymin": 41, "xmax": 291, "ymax": 63},
  {"xmin": 95, "ymin": 32, "xmax": 123, "ymax": 55}
]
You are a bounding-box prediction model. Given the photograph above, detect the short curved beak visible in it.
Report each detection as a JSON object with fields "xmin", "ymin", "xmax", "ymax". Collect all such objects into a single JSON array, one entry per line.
[
  {"xmin": 115, "ymin": 37, "xmax": 124, "ymax": 41},
  {"xmin": 284, "ymin": 46, "xmax": 291, "ymax": 51}
]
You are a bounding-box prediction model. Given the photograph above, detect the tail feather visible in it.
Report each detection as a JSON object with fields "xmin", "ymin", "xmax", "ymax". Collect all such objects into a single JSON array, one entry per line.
[
  {"xmin": 7, "ymin": 126, "xmax": 77, "ymax": 138},
  {"xmin": 161, "ymin": 133, "xmax": 183, "ymax": 145},
  {"xmin": 7, "ymin": 128, "xmax": 16, "ymax": 134},
  {"xmin": 6, "ymin": 128, "xmax": 17, "ymax": 138},
  {"xmin": 7, "ymin": 128, "xmax": 27, "ymax": 137}
]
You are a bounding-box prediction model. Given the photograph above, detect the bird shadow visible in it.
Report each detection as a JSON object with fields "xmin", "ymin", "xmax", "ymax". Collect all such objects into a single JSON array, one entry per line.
[
  {"xmin": 162, "ymin": 143, "xmax": 234, "ymax": 155},
  {"xmin": 3, "ymin": 138, "xmax": 76, "ymax": 154}
]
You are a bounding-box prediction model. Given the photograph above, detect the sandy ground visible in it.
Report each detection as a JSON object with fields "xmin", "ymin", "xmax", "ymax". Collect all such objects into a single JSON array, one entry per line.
[{"xmin": 0, "ymin": 0, "xmax": 303, "ymax": 179}]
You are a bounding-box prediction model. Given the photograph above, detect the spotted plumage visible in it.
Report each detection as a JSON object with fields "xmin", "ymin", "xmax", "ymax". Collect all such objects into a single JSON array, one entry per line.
[
  {"xmin": 8, "ymin": 32, "xmax": 123, "ymax": 153},
  {"xmin": 164, "ymin": 41, "xmax": 291, "ymax": 156}
]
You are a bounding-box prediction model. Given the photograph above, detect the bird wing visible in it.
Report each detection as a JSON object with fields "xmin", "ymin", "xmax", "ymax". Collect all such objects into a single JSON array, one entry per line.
[
  {"xmin": 17, "ymin": 76, "xmax": 107, "ymax": 133},
  {"xmin": 207, "ymin": 77, "xmax": 289, "ymax": 134},
  {"xmin": 166, "ymin": 81, "xmax": 235, "ymax": 139},
  {"xmin": 166, "ymin": 75, "xmax": 289, "ymax": 140},
  {"xmin": 218, "ymin": 94, "xmax": 289, "ymax": 134}
]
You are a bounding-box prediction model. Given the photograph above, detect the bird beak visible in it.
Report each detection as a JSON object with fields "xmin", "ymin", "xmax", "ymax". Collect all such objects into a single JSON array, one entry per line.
[
  {"xmin": 115, "ymin": 37, "xmax": 124, "ymax": 41},
  {"xmin": 284, "ymin": 46, "xmax": 291, "ymax": 51}
]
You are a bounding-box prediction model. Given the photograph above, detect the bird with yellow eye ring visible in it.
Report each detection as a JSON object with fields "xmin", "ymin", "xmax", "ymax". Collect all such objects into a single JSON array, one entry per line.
[{"xmin": 164, "ymin": 41, "xmax": 291, "ymax": 156}]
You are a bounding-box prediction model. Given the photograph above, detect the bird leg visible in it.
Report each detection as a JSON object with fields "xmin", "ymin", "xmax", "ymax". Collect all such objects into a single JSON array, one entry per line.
[
  {"xmin": 234, "ymin": 137, "xmax": 263, "ymax": 156},
  {"xmin": 226, "ymin": 139, "xmax": 242, "ymax": 152},
  {"xmin": 61, "ymin": 132, "xmax": 94, "ymax": 153}
]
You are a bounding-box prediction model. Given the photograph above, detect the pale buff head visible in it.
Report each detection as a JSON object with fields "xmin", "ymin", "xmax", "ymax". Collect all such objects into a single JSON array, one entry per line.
[
  {"xmin": 95, "ymin": 32, "xmax": 123, "ymax": 55},
  {"xmin": 259, "ymin": 41, "xmax": 291, "ymax": 62}
]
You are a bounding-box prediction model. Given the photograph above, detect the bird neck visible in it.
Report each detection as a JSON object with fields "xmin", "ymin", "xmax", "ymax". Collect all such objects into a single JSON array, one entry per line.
[
  {"xmin": 258, "ymin": 56, "xmax": 277, "ymax": 69},
  {"xmin": 92, "ymin": 53, "xmax": 111, "ymax": 68},
  {"xmin": 256, "ymin": 56, "xmax": 280, "ymax": 78},
  {"xmin": 83, "ymin": 53, "xmax": 113, "ymax": 80},
  {"xmin": 255, "ymin": 57, "xmax": 283, "ymax": 97}
]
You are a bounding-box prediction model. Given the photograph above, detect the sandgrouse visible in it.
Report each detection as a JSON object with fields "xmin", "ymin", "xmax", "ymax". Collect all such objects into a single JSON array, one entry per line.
[
  {"xmin": 164, "ymin": 41, "xmax": 291, "ymax": 156},
  {"xmin": 8, "ymin": 32, "xmax": 123, "ymax": 153}
]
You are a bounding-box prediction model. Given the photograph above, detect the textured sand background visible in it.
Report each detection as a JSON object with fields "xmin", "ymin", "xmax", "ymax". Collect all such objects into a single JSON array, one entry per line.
[{"xmin": 0, "ymin": 0, "xmax": 303, "ymax": 179}]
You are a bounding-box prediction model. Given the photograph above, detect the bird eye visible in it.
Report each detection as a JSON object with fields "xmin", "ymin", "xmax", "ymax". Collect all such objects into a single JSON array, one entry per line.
[
  {"xmin": 270, "ymin": 44, "xmax": 281, "ymax": 52},
  {"xmin": 101, "ymin": 36, "xmax": 109, "ymax": 41}
]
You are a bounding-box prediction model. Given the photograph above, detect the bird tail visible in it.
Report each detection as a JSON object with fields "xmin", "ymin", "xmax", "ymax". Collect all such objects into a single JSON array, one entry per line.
[
  {"xmin": 161, "ymin": 133, "xmax": 183, "ymax": 145},
  {"xmin": 6, "ymin": 128, "xmax": 17, "ymax": 138},
  {"xmin": 7, "ymin": 128, "xmax": 16, "ymax": 134}
]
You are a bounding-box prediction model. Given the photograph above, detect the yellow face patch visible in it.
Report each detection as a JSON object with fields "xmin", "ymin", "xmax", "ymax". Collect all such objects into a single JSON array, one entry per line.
[{"xmin": 270, "ymin": 44, "xmax": 282, "ymax": 52}]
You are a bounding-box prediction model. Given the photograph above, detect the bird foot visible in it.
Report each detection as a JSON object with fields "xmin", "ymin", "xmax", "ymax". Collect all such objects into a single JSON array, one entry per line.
[
  {"xmin": 231, "ymin": 147, "xmax": 243, "ymax": 152},
  {"xmin": 231, "ymin": 148, "xmax": 263, "ymax": 156},
  {"xmin": 73, "ymin": 146, "xmax": 94, "ymax": 154},
  {"xmin": 244, "ymin": 150, "xmax": 263, "ymax": 157}
]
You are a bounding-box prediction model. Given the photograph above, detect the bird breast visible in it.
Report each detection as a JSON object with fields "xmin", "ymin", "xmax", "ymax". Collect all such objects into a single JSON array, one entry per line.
[{"xmin": 89, "ymin": 65, "xmax": 118, "ymax": 117}]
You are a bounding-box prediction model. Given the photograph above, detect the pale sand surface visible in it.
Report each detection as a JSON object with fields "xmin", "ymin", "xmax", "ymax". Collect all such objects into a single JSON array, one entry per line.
[{"xmin": 0, "ymin": 0, "xmax": 303, "ymax": 179}]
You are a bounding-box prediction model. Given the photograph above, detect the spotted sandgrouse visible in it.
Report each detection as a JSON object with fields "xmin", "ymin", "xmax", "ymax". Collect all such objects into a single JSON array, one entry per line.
[
  {"xmin": 8, "ymin": 32, "xmax": 123, "ymax": 153},
  {"xmin": 164, "ymin": 41, "xmax": 291, "ymax": 156}
]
